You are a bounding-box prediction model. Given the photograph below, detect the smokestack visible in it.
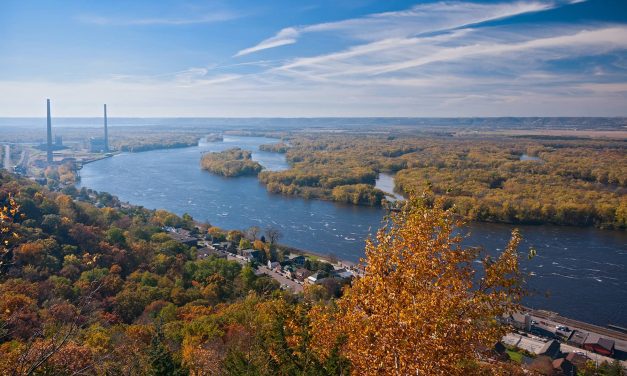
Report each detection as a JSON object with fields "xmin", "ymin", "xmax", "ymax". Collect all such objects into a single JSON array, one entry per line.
[
  {"xmin": 46, "ymin": 99, "xmax": 53, "ymax": 163},
  {"xmin": 103, "ymin": 104, "xmax": 109, "ymax": 152}
]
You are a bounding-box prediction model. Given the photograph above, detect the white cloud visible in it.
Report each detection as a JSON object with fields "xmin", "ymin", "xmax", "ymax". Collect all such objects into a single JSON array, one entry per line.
[
  {"xmin": 235, "ymin": 28, "xmax": 300, "ymax": 57},
  {"xmin": 341, "ymin": 27, "xmax": 627, "ymax": 77},
  {"xmin": 235, "ymin": 0, "xmax": 562, "ymax": 56},
  {"xmin": 3, "ymin": 0, "xmax": 626, "ymax": 117},
  {"xmin": 76, "ymin": 11, "xmax": 238, "ymax": 26}
]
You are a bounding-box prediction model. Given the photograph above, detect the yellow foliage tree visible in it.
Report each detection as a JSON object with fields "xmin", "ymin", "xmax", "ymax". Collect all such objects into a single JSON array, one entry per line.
[
  {"xmin": 1, "ymin": 194, "xmax": 20, "ymax": 271},
  {"xmin": 311, "ymin": 195, "xmax": 526, "ymax": 375}
]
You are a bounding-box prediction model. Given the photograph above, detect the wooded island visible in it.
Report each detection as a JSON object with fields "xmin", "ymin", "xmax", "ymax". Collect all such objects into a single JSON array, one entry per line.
[{"xmin": 200, "ymin": 148, "xmax": 263, "ymax": 177}]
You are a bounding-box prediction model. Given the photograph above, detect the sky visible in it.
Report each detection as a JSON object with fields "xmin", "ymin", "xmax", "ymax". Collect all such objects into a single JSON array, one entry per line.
[{"xmin": 1, "ymin": 0, "xmax": 627, "ymax": 117}]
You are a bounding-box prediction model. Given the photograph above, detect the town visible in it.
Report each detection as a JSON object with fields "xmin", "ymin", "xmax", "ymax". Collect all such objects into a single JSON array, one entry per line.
[
  {"xmin": 160, "ymin": 221, "xmax": 627, "ymax": 375},
  {"xmin": 163, "ymin": 225, "xmax": 360, "ymax": 295}
]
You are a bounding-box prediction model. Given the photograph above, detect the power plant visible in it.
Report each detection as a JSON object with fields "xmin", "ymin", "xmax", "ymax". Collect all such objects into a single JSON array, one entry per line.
[
  {"xmin": 46, "ymin": 98, "xmax": 53, "ymax": 163},
  {"xmin": 42, "ymin": 100, "xmax": 111, "ymax": 159},
  {"xmin": 89, "ymin": 104, "xmax": 111, "ymax": 153},
  {"xmin": 104, "ymin": 104, "xmax": 109, "ymax": 152}
]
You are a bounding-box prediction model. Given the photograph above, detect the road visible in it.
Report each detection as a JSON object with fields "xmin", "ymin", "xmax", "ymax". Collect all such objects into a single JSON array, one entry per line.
[
  {"xmin": 503, "ymin": 333, "xmax": 627, "ymax": 368},
  {"xmin": 257, "ymin": 265, "xmax": 304, "ymax": 293},
  {"xmin": 225, "ymin": 253, "xmax": 304, "ymax": 293},
  {"xmin": 523, "ymin": 308, "xmax": 627, "ymax": 352},
  {"xmin": 3, "ymin": 144, "xmax": 10, "ymax": 170}
]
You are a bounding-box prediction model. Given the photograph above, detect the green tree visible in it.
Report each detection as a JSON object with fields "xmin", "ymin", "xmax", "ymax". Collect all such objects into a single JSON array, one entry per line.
[{"xmin": 149, "ymin": 323, "xmax": 187, "ymax": 376}]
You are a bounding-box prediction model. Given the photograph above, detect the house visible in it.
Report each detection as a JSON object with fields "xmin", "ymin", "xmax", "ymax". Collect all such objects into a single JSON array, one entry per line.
[
  {"xmin": 538, "ymin": 339, "xmax": 561, "ymax": 359},
  {"xmin": 333, "ymin": 269, "xmax": 354, "ymax": 280},
  {"xmin": 567, "ymin": 330, "xmax": 588, "ymax": 348},
  {"xmin": 288, "ymin": 255, "xmax": 306, "ymax": 266},
  {"xmin": 197, "ymin": 247, "xmax": 226, "ymax": 260},
  {"xmin": 531, "ymin": 324, "xmax": 558, "ymax": 339},
  {"xmin": 282, "ymin": 265, "xmax": 295, "ymax": 278},
  {"xmin": 552, "ymin": 358, "xmax": 575, "ymax": 376},
  {"xmin": 241, "ymin": 249, "xmax": 263, "ymax": 262},
  {"xmin": 167, "ymin": 231, "xmax": 198, "ymax": 247},
  {"xmin": 582, "ymin": 333, "xmax": 615, "ymax": 356},
  {"xmin": 268, "ymin": 261, "xmax": 281, "ymax": 271},
  {"xmin": 564, "ymin": 352, "xmax": 589, "ymax": 369},
  {"xmin": 306, "ymin": 272, "xmax": 323, "ymax": 284},
  {"xmin": 294, "ymin": 268, "xmax": 313, "ymax": 282},
  {"xmin": 214, "ymin": 241, "xmax": 235, "ymax": 253},
  {"xmin": 509, "ymin": 312, "xmax": 532, "ymax": 331}
]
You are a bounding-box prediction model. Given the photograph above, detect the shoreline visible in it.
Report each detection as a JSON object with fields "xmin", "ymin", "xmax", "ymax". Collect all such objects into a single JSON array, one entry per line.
[
  {"xmin": 74, "ymin": 142, "xmax": 626, "ymax": 329},
  {"xmin": 81, "ymin": 139, "xmax": 625, "ymax": 230}
]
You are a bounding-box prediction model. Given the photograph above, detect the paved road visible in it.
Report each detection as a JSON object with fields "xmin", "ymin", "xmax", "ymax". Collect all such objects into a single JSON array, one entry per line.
[
  {"xmin": 523, "ymin": 309, "xmax": 627, "ymax": 352},
  {"xmin": 503, "ymin": 333, "xmax": 627, "ymax": 368},
  {"xmin": 226, "ymin": 253, "xmax": 304, "ymax": 293},
  {"xmin": 257, "ymin": 265, "xmax": 303, "ymax": 293}
]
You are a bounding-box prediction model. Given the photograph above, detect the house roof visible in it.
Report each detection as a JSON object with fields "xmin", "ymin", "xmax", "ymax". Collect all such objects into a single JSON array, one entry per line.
[
  {"xmin": 197, "ymin": 247, "xmax": 224, "ymax": 259},
  {"xmin": 568, "ymin": 330, "xmax": 588, "ymax": 346},
  {"xmin": 539, "ymin": 340, "xmax": 560, "ymax": 358},
  {"xmin": 168, "ymin": 232, "xmax": 197, "ymax": 244},
  {"xmin": 565, "ymin": 352, "xmax": 588, "ymax": 366},
  {"xmin": 552, "ymin": 358, "xmax": 573, "ymax": 372},
  {"xmin": 511, "ymin": 312, "xmax": 528, "ymax": 323},
  {"xmin": 584, "ymin": 333, "xmax": 615, "ymax": 351},
  {"xmin": 336, "ymin": 271, "xmax": 354, "ymax": 279}
]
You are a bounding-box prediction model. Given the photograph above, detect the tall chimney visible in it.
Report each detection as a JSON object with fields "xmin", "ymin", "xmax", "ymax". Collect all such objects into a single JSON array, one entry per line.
[
  {"xmin": 103, "ymin": 104, "xmax": 109, "ymax": 152},
  {"xmin": 46, "ymin": 99, "xmax": 53, "ymax": 163}
]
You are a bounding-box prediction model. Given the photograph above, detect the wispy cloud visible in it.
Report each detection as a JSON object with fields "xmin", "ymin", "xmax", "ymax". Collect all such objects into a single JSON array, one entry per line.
[
  {"xmin": 7, "ymin": 0, "xmax": 627, "ymax": 117},
  {"xmin": 235, "ymin": 28, "xmax": 300, "ymax": 57},
  {"xmin": 77, "ymin": 11, "xmax": 238, "ymax": 26},
  {"xmin": 296, "ymin": 26, "xmax": 627, "ymax": 78},
  {"xmin": 234, "ymin": 0, "xmax": 571, "ymax": 57}
]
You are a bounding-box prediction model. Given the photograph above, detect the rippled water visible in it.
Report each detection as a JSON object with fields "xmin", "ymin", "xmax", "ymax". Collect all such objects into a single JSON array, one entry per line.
[{"xmin": 78, "ymin": 136, "xmax": 627, "ymax": 327}]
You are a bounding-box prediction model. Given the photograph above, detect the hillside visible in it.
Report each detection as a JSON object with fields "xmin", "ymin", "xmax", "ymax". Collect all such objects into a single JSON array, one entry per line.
[{"xmin": 0, "ymin": 171, "xmax": 532, "ymax": 375}]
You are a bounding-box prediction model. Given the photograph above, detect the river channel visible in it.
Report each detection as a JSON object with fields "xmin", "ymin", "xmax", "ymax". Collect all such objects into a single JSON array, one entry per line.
[{"xmin": 78, "ymin": 136, "xmax": 627, "ymax": 327}]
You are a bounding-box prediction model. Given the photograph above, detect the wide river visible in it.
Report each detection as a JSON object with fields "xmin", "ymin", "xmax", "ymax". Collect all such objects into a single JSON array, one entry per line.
[{"xmin": 79, "ymin": 136, "xmax": 627, "ymax": 327}]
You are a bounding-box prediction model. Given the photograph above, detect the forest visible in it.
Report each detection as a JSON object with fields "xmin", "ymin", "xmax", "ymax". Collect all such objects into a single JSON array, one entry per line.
[
  {"xmin": 256, "ymin": 133, "xmax": 626, "ymax": 229},
  {"xmin": 0, "ymin": 171, "xmax": 552, "ymax": 375},
  {"xmin": 200, "ymin": 148, "xmax": 263, "ymax": 177},
  {"xmin": 259, "ymin": 143, "xmax": 290, "ymax": 153}
]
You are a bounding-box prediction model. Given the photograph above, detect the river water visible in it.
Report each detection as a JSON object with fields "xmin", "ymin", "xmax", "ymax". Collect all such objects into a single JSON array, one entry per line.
[{"xmin": 78, "ymin": 136, "xmax": 627, "ymax": 327}]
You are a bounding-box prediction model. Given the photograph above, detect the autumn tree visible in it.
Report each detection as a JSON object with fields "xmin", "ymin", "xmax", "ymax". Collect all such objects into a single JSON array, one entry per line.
[
  {"xmin": 311, "ymin": 195, "xmax": 527, "ymax": 375},
  {"xmin": 1, "ymin": 194, "xmax": 20, "ymax": 272},
  {"xmin": 265, "ymin": 226, "xmax": 282, "ymax": 245},
  {"xmin": 149, "ymin": 323, "xmax": 187, "ymax": 376},
  {"xmin": 245, "ymin": 226, "xmax": 260, "ymax": 241}
]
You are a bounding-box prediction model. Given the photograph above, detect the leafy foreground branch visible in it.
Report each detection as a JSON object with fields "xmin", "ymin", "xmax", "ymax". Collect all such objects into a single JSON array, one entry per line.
[{"xmin": 310, "ymin": 196, "xmax": 527, "ymax": 375}]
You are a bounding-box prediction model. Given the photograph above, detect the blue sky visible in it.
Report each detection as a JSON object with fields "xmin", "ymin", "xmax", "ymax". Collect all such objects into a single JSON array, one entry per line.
[{"xmin": 1, "ymin": 0, "xmax": 626, "ymax": 117}]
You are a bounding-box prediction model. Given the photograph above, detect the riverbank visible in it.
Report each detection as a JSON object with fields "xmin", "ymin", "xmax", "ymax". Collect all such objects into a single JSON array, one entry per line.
[{"xmin": 77, "ymin": 136, "xmax": 627, "ymax": 328}]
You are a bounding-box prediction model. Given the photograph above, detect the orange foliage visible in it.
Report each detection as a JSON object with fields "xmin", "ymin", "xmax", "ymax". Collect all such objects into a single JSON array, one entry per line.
[{"xmin": 311, "ymin": 196, "xmax": 526, "ymax": 375}]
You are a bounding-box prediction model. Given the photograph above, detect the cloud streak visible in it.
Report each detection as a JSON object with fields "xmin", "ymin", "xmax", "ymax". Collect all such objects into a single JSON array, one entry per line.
[
  {"xmin": 235, "ymin": 28, "xmax": 300, "ymax": 56},
  {"xmin": 234, "ymin": 0, "xmax": 570, "ymax": 56},
  {"xmin": 77, "ymin": 11, "xmax": 238, "ymax": 26},
  {"xmin": 5, "ymin": 0, "xmax": 626, "ymax": 117}
]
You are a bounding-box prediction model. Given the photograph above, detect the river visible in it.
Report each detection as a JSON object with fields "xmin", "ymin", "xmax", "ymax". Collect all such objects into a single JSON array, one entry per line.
[{"xmin": 78, "ymin": 136, "xmax": 627, "ymax": 327}]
